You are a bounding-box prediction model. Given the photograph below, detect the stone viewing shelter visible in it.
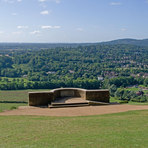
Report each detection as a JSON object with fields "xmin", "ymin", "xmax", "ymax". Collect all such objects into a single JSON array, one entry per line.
[{"xmin": 29, "ymin": 88, "xmax": 110, "ymax": 108}]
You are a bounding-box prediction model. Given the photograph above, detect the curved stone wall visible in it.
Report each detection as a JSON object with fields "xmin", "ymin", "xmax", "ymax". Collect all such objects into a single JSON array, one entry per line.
[
  {"xmin": 51, "ymin": 88, "xmax": 86, "ymax": 100},
  {"xmin": 29, "ymin": 88, "xmax": 110, "ymax": 106}
]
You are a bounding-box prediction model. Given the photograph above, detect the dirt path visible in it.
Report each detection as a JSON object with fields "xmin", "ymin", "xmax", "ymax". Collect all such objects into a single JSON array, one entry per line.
[{"xmin": 0, "ymin": 104, "xmax": 148, "ymax": 117}]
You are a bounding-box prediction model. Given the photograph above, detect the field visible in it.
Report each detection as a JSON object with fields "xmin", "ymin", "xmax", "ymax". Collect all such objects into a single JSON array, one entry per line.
[
  {"xmin": 1, "ymin": 89, "xmax": 148, "ymax": 112},
  {"xmin": 0, "ymin": 110, "xmax": 148, "ymax": 148},
  {"xmin": 0, "ymin": 89, "xmax": 49, "ymax": 112},
  {"xmin": 0, "ymin": 90, "xmax": 148, "ymax": 148}
]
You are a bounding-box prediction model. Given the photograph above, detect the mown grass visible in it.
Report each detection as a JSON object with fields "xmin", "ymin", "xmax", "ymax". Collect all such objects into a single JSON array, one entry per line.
[
  {"xmin": 0, "ymin": 103, "xmax": 27, "ymax": 112},
  {"xmin": 0, "ymin": 110, "xmax": 148, "ymax": 148},
  {"xmin": 0, "ymin": 89, "xmax": 50, "ymax": 112},
  {"xmin": 0, "ymin": 90, "xmax": 148, "ymax": 112},
  {"xmin": 0, "ymin": 89, "xmax": 50, "ymax": 102},
  {"xmin": 128, "ymin": 101, "xmax": 148, "ymax": 105}
]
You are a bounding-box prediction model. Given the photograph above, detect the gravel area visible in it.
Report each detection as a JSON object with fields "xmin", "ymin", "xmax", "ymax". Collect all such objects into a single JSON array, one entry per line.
[{"xmin": 0, "ymin": 104, "xmax": 148, "ymax": 117}]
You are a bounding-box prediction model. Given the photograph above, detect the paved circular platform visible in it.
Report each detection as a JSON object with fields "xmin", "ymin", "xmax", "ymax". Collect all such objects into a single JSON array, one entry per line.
[{"xmin": 53, "ymin": 97, "xmax": 89, "ymax": 103}]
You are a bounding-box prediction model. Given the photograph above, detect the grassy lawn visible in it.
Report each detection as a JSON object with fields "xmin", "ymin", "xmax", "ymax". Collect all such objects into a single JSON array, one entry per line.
[
  {"xmin": 0, "ymin": 89, "xmax": 50, "ymax": 112},
  {"xmin": 110, "ymin": 97, "xmax": 120, "ymax": 103},
  {"xmin": 0, "ymin": 89, "xmax": 50, "ymax": 102},
  {"xmin": 0, "ymin": 103, "xmax": 27, "ymax": 112},
  {"xmin": 128, "ymin": 101, "xmax": 148, "ymax": 105},
  {"xmin": 0, "ymin": 110, "xmax": 148, "ymax": 148},
  {"xmin": 0, "ymin": 89, "xmax": 148, "ymax": 112}
]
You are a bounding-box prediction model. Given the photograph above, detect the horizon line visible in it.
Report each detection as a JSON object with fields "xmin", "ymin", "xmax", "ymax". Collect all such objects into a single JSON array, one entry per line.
[{"xmin": 0, "ymin": 38, "xmax": 147, "ymax": 44}]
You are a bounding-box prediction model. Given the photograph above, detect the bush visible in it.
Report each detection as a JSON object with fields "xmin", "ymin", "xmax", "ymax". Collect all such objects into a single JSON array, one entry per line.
[
  {"xmin": 10, "ymin": 106, "xmax": 17, "ymax": 110},
  {"xmin": 119, "ymin": 100, "xmax": 128, "ymax": 104},
  {"xmin": 140, "ymin": 96, "xmax": 148, "ymax": 102},
  {"xmin": 130, "ymin": 95, "xmax": 148, "ymax": 103}
]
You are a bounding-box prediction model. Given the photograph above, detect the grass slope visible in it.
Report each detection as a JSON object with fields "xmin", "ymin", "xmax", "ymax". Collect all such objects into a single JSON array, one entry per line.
[
  {"xmin": 0, "ymin": 110, "xmax": 148, "ymax": 148},
  {"xmin": 0, "ymin": 103, "xmax": 26, "ymax": 112},
  {"xmin": 0, "ymin": 89, "xmax": 148, "ymax": 112},
  {"xmin": 0, "ymin": 89, "xmax": 50, "ymax": 102},
  {"xmin": 0, "ymin": 89, "xmax": 50, "ymax": 112}
]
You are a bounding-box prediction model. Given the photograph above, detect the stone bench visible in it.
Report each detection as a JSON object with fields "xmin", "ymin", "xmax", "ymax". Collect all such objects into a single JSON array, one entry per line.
[{"xmin": 29, "ymin": 88, "xmax": 110, "ymax": 106}]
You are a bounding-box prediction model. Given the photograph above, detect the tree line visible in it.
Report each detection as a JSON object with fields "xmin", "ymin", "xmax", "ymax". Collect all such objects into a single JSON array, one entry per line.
[{"xmin": 0, "ymin": 44, "xmax": 147, "ymax": 92}]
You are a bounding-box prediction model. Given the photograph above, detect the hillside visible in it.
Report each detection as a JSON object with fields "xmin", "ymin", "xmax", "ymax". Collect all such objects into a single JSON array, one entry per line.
[
  {"xmin": 0, "ymin": 43, "xmax": 97, "ymax": 51},
  {"xmin": 0, "ymin": 43, "xmax": 148, "ymax": 90},
  {"xmin": 1, "ymin": 38, "xmax": 148, "ymax": 51},
  {"xmin": 101, "ymin": 38, "xmax": 148, "ymax": 47}
]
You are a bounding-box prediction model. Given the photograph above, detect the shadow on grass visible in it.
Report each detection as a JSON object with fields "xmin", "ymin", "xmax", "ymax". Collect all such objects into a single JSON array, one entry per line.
[{"xmin": 0, "ymin": 101, "xmax": 28, "ymax": 104}]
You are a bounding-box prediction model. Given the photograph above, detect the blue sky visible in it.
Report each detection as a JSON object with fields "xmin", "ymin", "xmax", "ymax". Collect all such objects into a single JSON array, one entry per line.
[{"xmin": 0, "ymin": 0, "xmax": 148, "ymax": 43}]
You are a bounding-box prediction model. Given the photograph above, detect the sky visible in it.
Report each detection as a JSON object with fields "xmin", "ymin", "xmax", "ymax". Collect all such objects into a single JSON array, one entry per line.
[{"xmin": 0, "ymin": 0, "xmax": 148, "ymax": 43}]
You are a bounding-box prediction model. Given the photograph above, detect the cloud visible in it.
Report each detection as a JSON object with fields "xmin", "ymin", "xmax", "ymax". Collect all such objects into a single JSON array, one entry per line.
[
  {"xmin": 17, "ymin": 26, "xmax": 28, "ymax": 29},
  {"xmin": 38, "ymin": 0, "xmax": 47, "ymax": 2},
  {"xmin": 12, "ymin": 31, "xmax": 22, "ymax": 35},
  {"xmin": 3, "ymin": 0, "xmax": 14, "ymax": 3},
  {"xmin": 40, "ymin": 10, "xmax": 50, "ymax": 15},
  {"xmin": 38, "ymin": 0, "xmax": 61, "ymax": 4},
  {"xmin": 121, "ymin": 28, "xmax": 127, "ymax": 31},
  {"xmin": 41, "ymin": 26, "xmax": 52, "ymax": 29},
  {"xmin": 0, "ymin": 31, "xmax": 4, "ymax": 34},
  {"xmin": 2, "ymin": 0, "xmax": 22, "ymax": 3},
  {"xmin": 55, "ymin": 0, "xmax": 60, "ymax": 4},
  {"xmin": 41, "ymin": 25, "xmax": 61, "ymax": 29},
  {"xmin": 53, "ymin": 26, "xmax": 61, "ymax": 29},
  {"xmin": 11, "ymin": 13, "xmax": 17, "ymax": 16},
  {"xmin": 30, "ymin": 30, "xmax": 40, "ymax": 35},
  {"xmin": 39, "ymin": 2, "xmax": 47, "ymax": 8},
  {"xmin": 110, "ymin": 2, "xmax": 122, "ymax": 6},
  {"xmin": 76, "ymin": 28, "xmax": 84, "ymax": 32}
]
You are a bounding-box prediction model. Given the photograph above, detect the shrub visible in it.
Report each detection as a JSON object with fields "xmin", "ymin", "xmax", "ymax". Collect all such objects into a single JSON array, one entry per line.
[
  {"xmin": 10, "ymin": 106, "xmax": 17, "ymax": 110},
  {"xmin": 119, "ymin": 100, "xmax": 128, "ymax": 104}
]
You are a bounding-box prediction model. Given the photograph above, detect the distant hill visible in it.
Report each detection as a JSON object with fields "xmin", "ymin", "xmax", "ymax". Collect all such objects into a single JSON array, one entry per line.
[
  {"xmin": 1, "ymin": 38, "xmax": 148, "ymax": 50},
  {"xmin": 0, "ymin": 43, "xmax": 97, "ymax": 50},
  {"xmin": 100, "ymin": 38, "xmax": 148, "ymax": 47}
]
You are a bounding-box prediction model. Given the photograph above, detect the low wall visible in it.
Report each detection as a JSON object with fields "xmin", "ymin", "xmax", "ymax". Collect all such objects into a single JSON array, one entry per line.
[
  {"xmin": 29, "ymin": 92, "xmax": 53, "ymax": 106},
  {"xmin": 86, "ymin": 90, "xmax": 110, "ymax": 103},
  {"xmin": 51, "ymin": 88, "xmax": 86, "ymax": 100},
  {"xmin": 29, "ymin": 88, "xmax": 110, "ymax": 106}
]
